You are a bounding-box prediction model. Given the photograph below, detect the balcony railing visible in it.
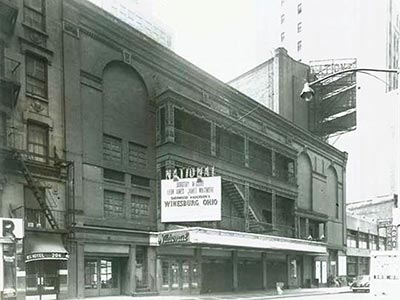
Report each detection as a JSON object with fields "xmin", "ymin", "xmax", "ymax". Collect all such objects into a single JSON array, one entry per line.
[
  {"xmin": 216, "ymin": 144, "xmax": 245, "ymax": 167},
  {"xmin": 174, "ymin": 128, "xmax": 211, "ymax": 155},
  {"xmin": 249, "ymin": 221, "xmax": 295, "ymax": 238},
  {"xmin": 0, "ymin": 0, "xmax": 18, "ymax": 35},
  {"xmin": 25, "ymin": 208, "xmax": 66, "ymax": 230}
]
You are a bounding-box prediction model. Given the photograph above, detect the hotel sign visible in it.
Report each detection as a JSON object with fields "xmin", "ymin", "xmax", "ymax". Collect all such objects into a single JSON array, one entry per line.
[
  {"xmin": 25, "ymin": 252, "xmax": 69, "ymax": 263},
  {"xmin": 161, "ymin": 175, "xmax": 221, "ymax": 222}
]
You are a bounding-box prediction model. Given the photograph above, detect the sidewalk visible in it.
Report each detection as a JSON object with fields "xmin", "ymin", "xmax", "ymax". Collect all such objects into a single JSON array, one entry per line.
[{"xmin": 69, "ymin": 286, "xmax": 351, "ymax": 300}]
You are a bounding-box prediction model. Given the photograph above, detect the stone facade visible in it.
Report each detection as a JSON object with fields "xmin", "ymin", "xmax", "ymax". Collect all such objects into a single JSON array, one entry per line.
[{"xmin": 0, "ymin": 0, "xmax": 347, "ymax": 298}]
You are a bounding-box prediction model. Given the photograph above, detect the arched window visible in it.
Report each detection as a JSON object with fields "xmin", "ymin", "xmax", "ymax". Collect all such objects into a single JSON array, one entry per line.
[
  {"xmin": 327, "ymin": 166, "xmax": 339, "ymax": 219},
  {"xmin": 297, "ymin": 153, "xmax": 312, "ymax": 210}
]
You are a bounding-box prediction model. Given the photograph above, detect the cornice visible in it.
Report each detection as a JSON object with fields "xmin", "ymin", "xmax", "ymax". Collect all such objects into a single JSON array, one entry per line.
[{"xmin": 69, "ymin": 0, "xmax": 347, "ymax": 165}]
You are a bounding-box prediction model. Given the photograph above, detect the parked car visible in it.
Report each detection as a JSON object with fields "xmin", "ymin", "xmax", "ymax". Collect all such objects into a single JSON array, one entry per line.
[{"xmin": 351, "ymin": 275, "xmax": 370, "ymax": 293}]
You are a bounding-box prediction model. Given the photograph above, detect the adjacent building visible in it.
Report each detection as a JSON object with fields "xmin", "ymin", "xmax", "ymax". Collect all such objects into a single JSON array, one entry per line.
[
  {"xmin": 345, "ymin": 194, "xmax": 399, "ymax": 279},
  {"xmin": 279, "ymin": 0, "xmax": 400, "ymax": 201},
  {"xmin": 1, "ymin": 0, "xmax": 347, "ymax": 299}
]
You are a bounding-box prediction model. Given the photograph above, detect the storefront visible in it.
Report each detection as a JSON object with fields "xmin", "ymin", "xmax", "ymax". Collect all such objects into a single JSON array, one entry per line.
[
  {"xmin": 24, "ymin": 233, "xmax": 68, "ymax": 300},
  {"xmin": 153, "ymin": 227, "xmax": 328, "ymax": 294}
]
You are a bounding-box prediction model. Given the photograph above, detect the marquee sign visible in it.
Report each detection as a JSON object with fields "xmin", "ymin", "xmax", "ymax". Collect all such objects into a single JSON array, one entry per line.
[
  {"xmin": 161, "ymin": 175, "xmax": 221, "ymax": 222},
  {"xmin": 158, "ymin": 231, "xmax": 190, "ymax": 245}
]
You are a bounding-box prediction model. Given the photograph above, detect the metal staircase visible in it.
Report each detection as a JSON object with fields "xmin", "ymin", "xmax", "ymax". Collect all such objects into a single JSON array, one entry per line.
[
  {"xmin": 14, "ymin": 151, "xmax": 59, "ymax": 230},
  {"xmin": 222, "ymin": 181, "xmax": 262, "ymax": 228}
]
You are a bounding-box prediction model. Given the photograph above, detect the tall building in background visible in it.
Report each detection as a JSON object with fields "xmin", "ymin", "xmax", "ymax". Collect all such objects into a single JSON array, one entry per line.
[
  {"xmin": 91, "ymin": 0, "xmax": 174, "ymax": 49},
  {"xmin": 279, "ymin": 0, "xmax": 400, "ymax": 201}
]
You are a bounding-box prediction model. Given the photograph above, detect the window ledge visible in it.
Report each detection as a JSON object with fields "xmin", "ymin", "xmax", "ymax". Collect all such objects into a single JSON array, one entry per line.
[
  {"xmin": 22, "ymin": 23, "xmax": 49, "ymax": 38},
  {"xmin": 26, "ymin": 93, "xmax": 48, "ymax": 103}
]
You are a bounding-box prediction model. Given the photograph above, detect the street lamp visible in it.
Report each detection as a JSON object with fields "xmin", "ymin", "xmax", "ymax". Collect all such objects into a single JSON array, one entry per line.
[{"xmin": 300, "ymin": 68, "xmax": 400, "ymax": 101}]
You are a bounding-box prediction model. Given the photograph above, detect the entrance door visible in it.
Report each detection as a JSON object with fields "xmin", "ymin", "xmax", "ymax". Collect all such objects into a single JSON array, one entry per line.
[
  {"xmin": 84, "ymin": 258, "xmax": 120, "ymax": 297},
  {"xmin": 26, "ymin": 261, "xmax": 59, "ymax": 300}
]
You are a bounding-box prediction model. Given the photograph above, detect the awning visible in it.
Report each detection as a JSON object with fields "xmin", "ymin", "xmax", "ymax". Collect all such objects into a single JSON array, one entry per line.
[
  {"xmin": 25, "ymin": 233, "xmax": 68, "ymax": 263},
  {"xmin": 151, "ymin": 227, "xmax": 327, "ymax": 255}
]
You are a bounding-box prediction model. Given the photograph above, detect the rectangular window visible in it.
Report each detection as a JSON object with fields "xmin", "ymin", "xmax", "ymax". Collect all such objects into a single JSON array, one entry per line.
[
  {"xmin": 248, "ymin": 141, "xmax": 272, "ymax": 176},
  {"xmin": 104, "ymin": 190, "xmax": 124, "ymax": 218},
  {"xmin": 347, "ymin": 256, "xmax": 357, "ymax": 277},
  {"xmin": 27, "ymin": 121, "xmax": 48, "ymax": 162},
  {"xmin": 216, "ymin": 127, "xmax": 245, "ymax": 166},
  {"xmin": 297, "ymin": 3, "xmax": 302, "ymax": 14},
  {"xmin": 174, "ymin": 108, "xmax": 211, "ymax": 154},
  {"xmin": 103, "ymin": 134, "xmax": 122, "ymax": 163},
  {"xmin": 359, "ymin": 233, "xmax": 368, "ymax": 249},
  {"xmin": 131, "ymin": 195, "xmax": 149, "ymax": 218},
  {"xmin": 297, "ymin": 40, "xmax": 302, "ymax": 52},
  {"xmin": 347, "ymin": 230, "xmax": 357, "ymax": 248},
  {"xmin": 297, "ymin": 22, "xmax": 302, "ymax": 33},
  {"xmin": 131, "ymin": 175, "xmax": 150, "ymax": 187},
  {"xmin": 103, "ymin": 168, "xmax": 125, "ymax": 183},
  {"xmin": 128, "ymin": 142, "xmax": 147, "ymax": 169},
  {"xmin": 24, "ymin": 0, "xmax": 45, "ymax": 31},
  {"xmin": 26, "ymin": 54, "xmax": 47, "ymax": 98}
]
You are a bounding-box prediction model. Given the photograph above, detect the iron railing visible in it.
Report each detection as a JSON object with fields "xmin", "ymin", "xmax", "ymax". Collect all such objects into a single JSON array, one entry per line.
[
  {"xmin": 24, "ymin": 208, "xmax": 66, "ymax": 230},
  {"xmin": 0, "ymin": 56, "xmax": 21, "ymax": 83}
]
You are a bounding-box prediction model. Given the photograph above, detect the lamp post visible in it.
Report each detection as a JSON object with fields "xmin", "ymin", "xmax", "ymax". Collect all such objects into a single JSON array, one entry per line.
[{"xmin": 300, "ymin": 68, "xmax": 400, "ymax": 101}]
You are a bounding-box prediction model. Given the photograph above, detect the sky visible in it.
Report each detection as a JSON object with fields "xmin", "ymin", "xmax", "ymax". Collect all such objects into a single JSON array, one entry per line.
[{"xmin": 88, "ymin": 0, "xmax": 281, "ymax": 82}]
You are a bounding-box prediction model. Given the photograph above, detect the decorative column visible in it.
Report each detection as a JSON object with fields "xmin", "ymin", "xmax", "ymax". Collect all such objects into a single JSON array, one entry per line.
[
  {"xmin": 262, "ymin": 252, "xmax": 268, "ymax": 290},
  {"xmin": 232, "ymin": 250, "xmax": 239, "ymax": 291},
  {"xmin": 147, "ymin": 247, "xmax": 157, "ymax": 292},
  {"xmin": 271, "ymin": 150, "xmax": 276, "ymax": 177},
  {"xmin": 272, "ymin": 191, "xmax": 277, "ymax": 229},
  {"xmin": 244, "ymin": 183, "xmax": 250, "ymax": 232},
  {"xmin": 165, "ymin": 103, "xmax": 175, "ymax": 143},
  {"xmin": 194, "ymin": 248, "xmax": 202, "ymax": 292},
  {"xmin": 127, "ymin": 244, "xmax": 137, "ymax": 295},
  {"xmin": 76, "ymin": 242, "xmax": 84, "ymax": 298},
  {"xmin": 211, "ymin": 122, "xmax": 216, "ymax": 156}
]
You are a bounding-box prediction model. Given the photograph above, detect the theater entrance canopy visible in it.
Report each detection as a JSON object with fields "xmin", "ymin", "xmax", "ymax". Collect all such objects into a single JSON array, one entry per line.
[{"xmin": 151, "ymin": 227, "xmax": 327, "ymax": 255}]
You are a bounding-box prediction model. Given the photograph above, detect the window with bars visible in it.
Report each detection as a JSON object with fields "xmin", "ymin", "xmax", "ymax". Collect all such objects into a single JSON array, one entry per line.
[
  {"xmin": 359, "ymin": 233, "xmax": 369, "ymax": 249},
  {"xmin": 27, "ymin": 121, "xmax": 48, "ymax": 162},
  {"xmin": 24, "ymin": 0, "xmax": 45, "ymax": 31},
  {"xmin": 103, "ymin": 134, "xmax": 122, "ymax": 163},
  {"xmin": 103, "ymin": 168, "xmax": 125, "ymax": 183},
  {"xmin": 128, "ymin": 142, "xmax": 147, "ymax": 169},
  {"xmin": 104, "ymin": 190, "xmax": 124, "ymax": 218},
  {"xmin": 131, "ymin": 195, "xmax": 149, "ymax": 217},
  {"xmin": 131, "ymin": 175, "xmax": 150, "ymax": 187},
  {"xmin": 26, "ymin": 54, "xmax": 47, "ymax": 98}
]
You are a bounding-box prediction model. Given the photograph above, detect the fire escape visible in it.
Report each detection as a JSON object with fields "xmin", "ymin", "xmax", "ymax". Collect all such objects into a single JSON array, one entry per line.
[
  {"xmin": 222, "ymin": 181, "xmax": 270, "ymax": 233},
  {"xmin": 1, "ymin": 0, "xmax": 74, "ymax": 232}
]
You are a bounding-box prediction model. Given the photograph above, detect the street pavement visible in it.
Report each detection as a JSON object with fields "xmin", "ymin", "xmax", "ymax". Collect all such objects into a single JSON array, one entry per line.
[{"xmin": 69, "ymin": 286, "xmax": 352, "ymax": 300}]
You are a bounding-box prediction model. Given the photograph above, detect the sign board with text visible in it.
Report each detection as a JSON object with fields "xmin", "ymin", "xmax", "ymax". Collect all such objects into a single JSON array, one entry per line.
[
  {"xmin": 161, "ymin": 176, "xmax": 221, "ymax": 222},
  {"xmin": 0, "ymin": 218, "xmax": 24, "ymax": 239}
]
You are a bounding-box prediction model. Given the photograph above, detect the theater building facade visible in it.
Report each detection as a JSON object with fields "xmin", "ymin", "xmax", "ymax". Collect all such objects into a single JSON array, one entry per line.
[{"xmin": 0, "ymin": 0, "xmax": 347, "ymax": 298}]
